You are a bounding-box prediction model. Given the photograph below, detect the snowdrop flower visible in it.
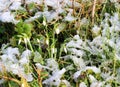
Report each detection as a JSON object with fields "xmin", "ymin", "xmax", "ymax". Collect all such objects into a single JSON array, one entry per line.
[
  {"xmin": 43, "ymin": 68, "xmax": 66, "ymax": 86},
  {"xmin": 0, "ymin": 11, "xmax": 18, "ymax": 24},
  {"xmin": 79, "ymin": 82, "xmax": 87, "ymax": 87}
]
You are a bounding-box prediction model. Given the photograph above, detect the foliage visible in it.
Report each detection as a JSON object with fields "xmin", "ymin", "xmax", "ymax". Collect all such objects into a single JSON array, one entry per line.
[{"xmin": 0, "ymin": 0, "xmax": 120, "ymax": 87}]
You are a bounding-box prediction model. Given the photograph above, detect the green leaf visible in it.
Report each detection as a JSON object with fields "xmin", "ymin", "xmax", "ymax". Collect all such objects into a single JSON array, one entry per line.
[{"xmin": 33, "ymin": 51, "xmax": 43, "ymax": 64}]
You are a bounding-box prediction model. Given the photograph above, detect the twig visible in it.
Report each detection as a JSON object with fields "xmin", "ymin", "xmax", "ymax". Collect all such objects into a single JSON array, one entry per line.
[
  {"xmin": 92, "ymin": 0, "xmax": 97, "ymax": 24},
  {"xmin": 0, "ymin": 75, "xmax": 20, "ymax": 85}
]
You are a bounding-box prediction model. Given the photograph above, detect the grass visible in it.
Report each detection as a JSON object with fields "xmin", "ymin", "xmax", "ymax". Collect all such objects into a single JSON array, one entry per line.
[{"xmin": 0, "ymin": 0, "xmax": 120, "ymax": 87}]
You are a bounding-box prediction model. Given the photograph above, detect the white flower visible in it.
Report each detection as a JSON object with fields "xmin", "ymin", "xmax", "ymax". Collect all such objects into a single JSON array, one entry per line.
[{"xmin": 79, "ymin": 82, "xmax": 87, "ymax": 87}]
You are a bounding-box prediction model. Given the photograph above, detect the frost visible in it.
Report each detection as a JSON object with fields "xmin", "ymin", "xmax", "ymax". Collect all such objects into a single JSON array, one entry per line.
[
  {"xmin": 89, "ymin": 75, "xmax": 97, "ymax": 82},
  {"xmin": 25, "ymin": 12, "xmax": 42, "ymax": 23},
  {"xmin": 79, "ymin": 82, "xmax": 87, "ymax": 87},
  {"xmin": 86, "ymin": 66, "xmax": 101, "ymax": 74},
  {"xmin": 64, "ymin": 13, "xmax": 76, "ymax": 22},
  {"xmin": 26, "ymin": 0, "xmax": 43, "ymax": 4},
  {"xmin": 0, "ymin": 11, "xmax": 18, "ymax": 23},
  {"xmin": 0, "ymin": 47, "xmax": 33, "ymax": 82},
  {"xmin": 23, "ymin": 73, "xmax": 33, "ymax": 82},
  {"xmin": 90, "ymin": 82, "xmax": 104, "ymax": 87},
  {"xmin": 73, "ymin": 66, "xmax": 100, "ymax": 81},
  {"xmin": 92, "ymin": 25, "xmax": 101, "ymax": 36},
  {"xmin": 61, "ymin": 80, "xmax": 71, "ymax": 87},
  {"xmin": 43, "ymin": 68, "xmax": 66, "ymax": 86},
  {"xmin": 19, "ymin": 49, "xmax": 31, "ymax": 65},
  {"xmin": 80, "ymin": 17, "xmax": 89, "ymax": 26},
  {"xmin": 46, "ymin": 58, "xmax": 58, "ymax": 70},
  {"xmin": 9, "ymin": 1, "xmax": 21, "ymax": 10},
  {"xmin": 35, "ymin": 63, "xmax": 51, "ymax": 70}
]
